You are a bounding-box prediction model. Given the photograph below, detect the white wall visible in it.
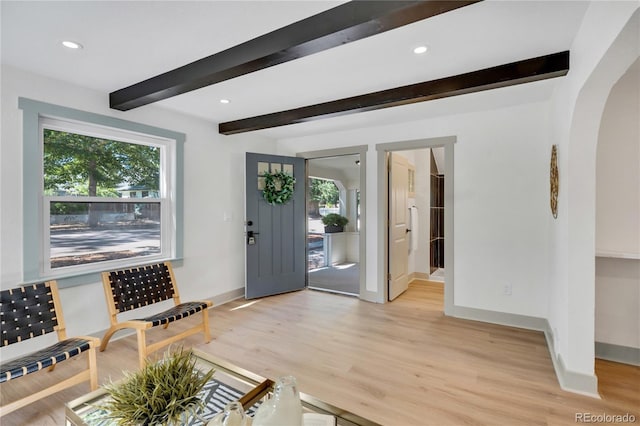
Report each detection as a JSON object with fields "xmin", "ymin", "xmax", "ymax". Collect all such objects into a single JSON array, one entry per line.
[
  {"xmin": 547, "ymin": 2, "xmax": 639, "ymax": 383},
  {"xmin": 595, "ymin": 58, "xmax": 640, "ymax": 351},
  {"xmin": 0, "ymin": 65, "xmax": 275, "ymax": 359},
  {"xmin": 277, "ymin": 97, "xmax": 552, "ymax": 318},
  {"xmin": 595, "ymin": 258, "xmax": 640, "ymax": 349},
  {"xmin": 596, "ymin": 59, "xmax": 640, "ymax": 257}
]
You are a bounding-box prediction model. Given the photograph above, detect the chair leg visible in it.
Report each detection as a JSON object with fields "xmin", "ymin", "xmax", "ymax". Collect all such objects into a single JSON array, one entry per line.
[
  {"xmin": 202, "ymin": 308, "xmax": 211, "ymax": 343},
  {"xmin": 87, "ymin": 347, "xmax": 98, "ymax": 390},
  {"xmin": 100, "ymin": 327, "xmax": 119, "ymax": 352},
  {"xmin": 136, "ymin": 329, "xmax": 147, "ymax": 369}
]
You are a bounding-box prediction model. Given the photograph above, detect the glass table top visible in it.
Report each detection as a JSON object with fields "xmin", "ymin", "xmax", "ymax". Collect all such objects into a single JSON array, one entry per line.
[{"xmin": 65, "ymin": 349, "xmax": 380, "ymax": 426}]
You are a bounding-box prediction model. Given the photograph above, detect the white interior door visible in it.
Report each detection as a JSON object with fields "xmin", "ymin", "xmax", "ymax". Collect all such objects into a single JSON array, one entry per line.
[{"xmin": 389, "ymin": 152, "xmax": 409, "ymax": 301}]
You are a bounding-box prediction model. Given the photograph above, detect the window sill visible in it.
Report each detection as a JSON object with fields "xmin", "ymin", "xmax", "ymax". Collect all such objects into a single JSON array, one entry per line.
[{"xmin": 26, "ymin": 257, "xmax": 184, "ymax": 289}]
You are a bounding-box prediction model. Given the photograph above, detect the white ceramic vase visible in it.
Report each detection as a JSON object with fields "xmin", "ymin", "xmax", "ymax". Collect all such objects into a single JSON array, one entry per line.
[
  {"xmin": 207, "ymin": 401, "xmax": 249, "ymax": 426},
  {"xmin": 252, "ymin": 376, "xmax": 302, "ymax": 426}
]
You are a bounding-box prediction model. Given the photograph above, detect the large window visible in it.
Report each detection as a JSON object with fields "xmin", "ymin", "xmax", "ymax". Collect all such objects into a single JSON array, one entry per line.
[{"xmin": 40, "ymin": 117, "xmax": 176, "ymax": 275}]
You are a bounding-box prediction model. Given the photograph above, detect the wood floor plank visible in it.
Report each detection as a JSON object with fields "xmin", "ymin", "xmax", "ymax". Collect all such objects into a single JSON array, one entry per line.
[{"xmin": 1, "ymin": 281, "xmax": 638, "ymax": 425}]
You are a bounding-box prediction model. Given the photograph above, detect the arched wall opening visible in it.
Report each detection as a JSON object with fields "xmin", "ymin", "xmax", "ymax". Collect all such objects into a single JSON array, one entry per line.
[
  {"xmin": 558, "ymin": 7, "xmax": 639, "ymax": 395},
  {"xmin": 594, "ymin": 58, "xmax": 640, "ymax": 367}
]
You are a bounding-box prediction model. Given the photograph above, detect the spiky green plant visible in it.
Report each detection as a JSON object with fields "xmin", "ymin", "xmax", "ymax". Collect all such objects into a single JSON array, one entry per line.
[{"xmin": 100, "ymin": 347, "xmax": 215, "ymax": 425}]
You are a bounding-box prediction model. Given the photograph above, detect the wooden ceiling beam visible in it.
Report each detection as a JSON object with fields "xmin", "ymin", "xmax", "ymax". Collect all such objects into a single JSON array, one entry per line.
[
  {"xmin": 218, "ymin": 51, "xmax": 570, "ymax": 135},
  {"xmin": 109, "ymin": 0, "xmax": 481, "ymax": 111}
]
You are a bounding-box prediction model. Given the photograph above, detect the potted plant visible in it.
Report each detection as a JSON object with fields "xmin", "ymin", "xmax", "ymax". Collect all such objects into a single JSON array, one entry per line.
[
  {"xmin": 99, "ymin": 347, "xmax": 214, "ymax": 425},
  {"xmin": 321, "ymin": 213, "xmax": 349, "ymax": 233}
]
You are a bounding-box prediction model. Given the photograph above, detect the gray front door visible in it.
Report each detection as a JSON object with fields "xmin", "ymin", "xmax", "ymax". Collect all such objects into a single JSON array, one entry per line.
[{"xmin": 245, "ymin": 152, "xmax": 306, "ymax": 299}]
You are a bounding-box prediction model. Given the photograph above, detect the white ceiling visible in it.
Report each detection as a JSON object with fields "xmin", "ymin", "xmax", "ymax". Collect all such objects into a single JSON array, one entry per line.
[{"xmin": 1, "ymin": 1, "xmax": 590, "ymax": 140}]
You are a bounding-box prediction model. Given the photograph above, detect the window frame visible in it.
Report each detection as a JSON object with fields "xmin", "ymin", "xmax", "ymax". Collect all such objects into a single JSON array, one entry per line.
[
  {"xmin": 19, "ymin": 98, "xmax": 185, "ymax": 287},
  {"xmin": 40, "ymin": 117, "xmax": 175, "ymax": 276}
]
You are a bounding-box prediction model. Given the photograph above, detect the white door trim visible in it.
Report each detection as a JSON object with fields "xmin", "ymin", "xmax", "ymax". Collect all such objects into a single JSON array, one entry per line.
[{"xmin": 376, "ymin": 136, "xmax": 455, "ymax": 313}]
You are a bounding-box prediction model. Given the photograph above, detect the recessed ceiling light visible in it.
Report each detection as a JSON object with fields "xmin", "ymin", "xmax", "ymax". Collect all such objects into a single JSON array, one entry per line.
[
  {"xmin": 62, "ymin": 40, "xmax": 83, "ymax": 49},
  {"xmin": 413, "ymin": 45, "xmax": 428, "ymax": 55},
  {"xmin": 220, "ymin": 99, "xmax": 230, "ymax": 104}
]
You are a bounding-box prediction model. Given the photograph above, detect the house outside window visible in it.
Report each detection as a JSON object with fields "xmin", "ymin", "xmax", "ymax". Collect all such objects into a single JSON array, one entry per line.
[{"xmin": 40, "ymin": 116, "xmax": 176, "ymax": 275}]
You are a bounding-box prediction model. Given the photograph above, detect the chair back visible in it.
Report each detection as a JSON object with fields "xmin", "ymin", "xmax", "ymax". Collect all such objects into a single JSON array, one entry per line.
[
  {"xmin": 0, "ymin": 282, "xmax": 59, "ymax": 347},
  {"xmin": 104, "ymin": 262, "xmax": 176, "ymax": 314}
]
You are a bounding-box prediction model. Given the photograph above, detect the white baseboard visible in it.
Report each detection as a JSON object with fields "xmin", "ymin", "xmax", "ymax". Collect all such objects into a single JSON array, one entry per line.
[
  {"xmin": 409, "ymin": 272, "xmax": 431, "ymax": 281},
  {"xmin": 452, "ymin": 305, "xmax": 548, "ymax": 330},
  {"xmin": 595, "ymin": 341, "xmax": 640, "ymax": 366},
  {"xmin": 540, "ymin": 321, "xmax": 599, "ymax": 398},
  {"xmin": 210, "ymin": 287, "xmax": 245, "ymax": 307},
  {"xmin": 451, "ymin": 305, "xmax": 600, "ymax": 398}
]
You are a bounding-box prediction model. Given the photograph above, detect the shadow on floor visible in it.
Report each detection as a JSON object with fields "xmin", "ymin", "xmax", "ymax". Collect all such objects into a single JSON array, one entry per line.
[{"xmin": 308, "ymin": 262, "xmax": 359, "ymax": 295}]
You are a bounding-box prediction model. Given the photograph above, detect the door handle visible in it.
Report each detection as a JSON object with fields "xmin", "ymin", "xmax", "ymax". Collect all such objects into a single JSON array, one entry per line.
[{"xmin": 247, "ymin": 230, "xmax": 260, "ymax": 245}]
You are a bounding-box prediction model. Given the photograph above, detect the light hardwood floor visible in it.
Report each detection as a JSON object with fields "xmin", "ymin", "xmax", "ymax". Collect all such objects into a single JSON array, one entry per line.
[{"xmin": 1, "ymin": 281, "xmax": 638, "ymax": 425}]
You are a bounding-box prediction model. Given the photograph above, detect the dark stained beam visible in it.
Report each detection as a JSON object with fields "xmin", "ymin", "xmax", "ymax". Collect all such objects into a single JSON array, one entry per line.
[
  {"xmin": 110, "ymin": 0, "xmax": 482, "ymax": 111},
  {"xmin": 219, "ymin": 51, "xmax": 570, "ymax": 135}
]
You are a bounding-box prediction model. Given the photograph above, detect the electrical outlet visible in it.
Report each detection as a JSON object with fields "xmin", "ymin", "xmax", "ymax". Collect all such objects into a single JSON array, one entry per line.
[{"xmin": 503, "ymin": 283, "xmax": 512, "ymax": 295}]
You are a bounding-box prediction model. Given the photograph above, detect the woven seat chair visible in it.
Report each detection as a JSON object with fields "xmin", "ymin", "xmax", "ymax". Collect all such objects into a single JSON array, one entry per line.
[
  {"xmin": 0, "ymin": 281, "xmax": 99, "ymax": 416},
  {"xmin": 100, "ymin": 261, "xmax": 212, "ymax": 368}
]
